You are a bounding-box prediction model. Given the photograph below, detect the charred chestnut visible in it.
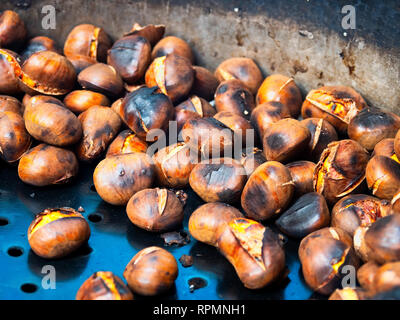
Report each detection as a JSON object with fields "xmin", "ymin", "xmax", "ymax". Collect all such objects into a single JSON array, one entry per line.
[
  {"xmin": 286, "ymin": 160, "xmax": 316, "ymax": 197},
  {"xmin": 64, "ymin": 90, "xmax": 110, "ymax": 114},
  {"xmin": 106, "ymin": 130, "xmax": 148, "ymax": 157},
  {"xmin": 76, "ymin": 271, "xmax": 133, "ymax": 300},
  {"xmin": 145, "ymin": 54, "xmax": 194, "ymax": 103},
  {"xmin": 0, "ymin": 10, "xmax": 27, "ymax": 50},
  {"xmin": 213, "ymin": 111, "xmax": 254, "ymax": 143},
  {"xmin": 0, "ymin": 49, "xmax": 22, "ymax": 95},
  {"xmin": 373, "ymin": 138, "xmax": 400, "ymax": 163},
  {"xmin": 93, "ymin": 152, "xmax": 154, "ymax": 205},
  {"xmin": 76, "ymin": 106, "xmax": 121, "ymax": 161},
  {"xmin": 301, "ymin": 85, "xmax": 367, "ymax": 134},
  {"xmin": 241, "ymin": 161, "xmax": 294, "ymax": 221},
  {"xmin": 124, "ymin": 23, "xmax": 165, "ymax": 46},
  {"xmin": 314, "ymin": 139, "xmax": 369, "ymax": 204},
  {"xmin": 126, "ymin": 188, "xmax": 184, "ymax": 232},
  {"xmin": 152, "ymin": 36, "xmax": 194, "ymax": 63},
  {"xmin": 123, "ymin": 246, "xmax": 178, "ymax": 296},
  {"xmin": 107, "ymin": 35, "xmax": 151, "ymax": 84},
  {"xmin": 366, "ymin": 155, "xmax": 400, "ymax": 200},
  {"xmin": 119, "ymin": 86, "xmax": 174, "ymax": 141},
  {"xmin": 189, "ymin": 158, "xmax": 246, "ymax": 204},
  {"xmin": 0, "ymin": 111, "xmax": 31, "ymax": 163},
  {"xmin": 188, "ymin": 202, "xmax": 243, "ymax": 247},
  {"xmin": 190, "ymin": 66, "xmax": 219, "ymax": 101},
  {"xmin": 214, "ymin": 79, "xmax": 255, "ymax": 119},
  {"xmin": 24, "ymin": 102, "xmax": 82, "ymax": 147},
  {"xmin": 256, "ymin": 74, "xmax": 302, "ymax": 117},
  {"xmin": 21, "ymin": 36, "xmax": 58, "ymax": 61},
  {"xmin": 215, "ymin": 57, "xmax": 263, "ymax": 95},
  {"xmin": 276, "ymin": 192, "xmax": 330, "ymax": 238},
  {"xmin": 28, "ymin": 207, "xmax": 90, "ymax": 259},
  {"xmin": 299, "ymin": 227, "xmax": 360, "ymax": 295},
  {"xmin": 262, "ymin": 118, "xmax": 311, "ymax": 163},
  {"xmin": 0, "ymin": 95, "xmax": 23, "ymax": 115},
  {"xmin": 18, "ymin": 144, "xmax": 79, "ymax": 186}
]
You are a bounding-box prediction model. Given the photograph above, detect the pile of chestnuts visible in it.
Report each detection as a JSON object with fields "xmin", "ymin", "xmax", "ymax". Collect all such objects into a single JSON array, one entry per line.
[{"xmin": 1, "ymin": 9, "xmax": 400, "ymax": 300}]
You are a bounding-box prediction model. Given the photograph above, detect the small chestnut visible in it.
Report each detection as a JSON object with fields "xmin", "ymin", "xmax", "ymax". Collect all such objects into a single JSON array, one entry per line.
[
  {"xmin": 0, "ymin": 10, "xmax": 27, "ymax": 50},
  {"xmin": 190, "ymin": 66, "xmax": 219, "ymax": 101},
  {"xmin": 76, "ymin": 271, "xmax": 134, "ymax": 300},
  {"xmin": 213, "ymin": 111, "xmax": 254, "ymax": 143},
  {"xmin": 93, "ymin": 152, "xmax": 154, "ymax": 206},
  {"xmin": 286, "ymin": 161, "xmax": 316, "ymax": 197},
  {"xmin": 63, "ymin": 90, "xmax": 110, "ymax": 114},
  {"xmin": 27, "ymin": 207, "xmax": 90, "ymax": 259},
  {"xmin": 373, "ymin": 138, "xmax": 400, "ymax": 163},
  {"xmin": 240, "ymin": 147, "xmax": 266, "ymax": 177},
  {"xmin": 126, "ymin": 188, "xmax": 184, "ymax": 232},
  {"xmin": 124, "ymin": 23, "xmax": 165, "ymax": 46},
  {"xmin": 123, "ymin": 246, "xmax": 178, "ymax": 296},
  {"xmin": 21, "ymin": 36, "xmax": 58, "ymax": 61},
  {"xmin": 0, "ymin": 95, "xmax": 23, "ymax": 115},
  {"xmin": 106, "ymin": 129, "xmax": 148, "ymax": 157},
  {"xmin": 151, "ymin": 36, "xmax": 194, "ymax": 63}
]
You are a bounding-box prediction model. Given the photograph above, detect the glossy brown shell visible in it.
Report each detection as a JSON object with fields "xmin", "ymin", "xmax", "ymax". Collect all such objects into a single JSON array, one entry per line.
[
  {"xmin": 0, "ymin": 49, "xmax": 22, "ymax": 95},
  {"xmin": 0, "ymin": 95, "xmax": 23, "ymax": 115},
  {"xmin": 21, "ymin": 36, "xmax": 59, "ymax": 61},
  {"xmin": 286, "ymin": 160, "xmax": 316, "ymax": 197},
  {"xmin": 213, "ymin": 111, "xmax": 254, "ymax": 143},
  {"xmin": 373, "ymin": 138, "xmax": 399, "ymax": 162},
  {"xmin": 0, "ymin": 10, "xmax": 27, "ymax": 50},
  {"xmin": 64, "ymin": 90, "xmax": 110, "ymax": 114},
  {"xmin": 106, "ymin": 130, "xmax": 148, "ymax": 157},
  {"xmin": 190, "ymin": 66, "xmax": 219, "ymax": 101},
  {"xmin": 151, "ymin": 36, "xmax": 194, "ymax": 63}
]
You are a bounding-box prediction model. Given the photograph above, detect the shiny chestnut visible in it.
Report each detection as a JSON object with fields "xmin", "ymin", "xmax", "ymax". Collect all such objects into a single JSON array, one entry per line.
[
  {"xmin": 0, "ymin": 10, "xmax": 27, "ymax": 50},
  {"xmin": 21, "ymin": 36, "xmax": 58, "ymax": 61},
  {"xmin": 64, "ymin": 90, "xmax": 110, "ymax": 113},
  {"xmin": 124, "ymin": 23, "xmax": 165, "ymax": 46},
  {"xmin": 106, "ymin": 130, "xmax": 148, "ymax": 157},
  {"xmin": 0, "ymin": 95, "xmax": 23, "ymax": 115},
  {"xmin": 373, "ymin": 138, "xmax": 400, "ymax": 163},
  {"xmin": 151, "ymin": 36, "xmax": 194, "ymax": 63},
  {"xmin": 190, "ymin": 66, "xmax": 219, "ymax": 101},
  {"xmin": 0, "ymin": 49, "xmax": 22, "ymax": 95},
  {"xmin": 286, "ymin": 160, "xmax": 316, "ymax": 197}
]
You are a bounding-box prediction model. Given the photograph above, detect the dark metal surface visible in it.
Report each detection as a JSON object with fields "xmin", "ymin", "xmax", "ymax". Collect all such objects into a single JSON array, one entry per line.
[{"xmin": 0, "ymin": 162, "xmax": 315, "ymax": 300}]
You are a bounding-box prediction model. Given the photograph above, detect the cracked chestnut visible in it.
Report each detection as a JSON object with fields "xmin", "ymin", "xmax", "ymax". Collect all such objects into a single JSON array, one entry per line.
[
  {"xmin": 0, "ymin": 10, "xmax": 27, "ymax": 50},
  {"xmin": 0, "ymin": 49, "xmax": 22, "ymax": 95},
  {"xmin": 286, "ymin": 161, "xmax": 316, "ymax": 197},
  {"xmin": 151, "ymin": 36, "xmax": 194, "ymax": 63},
  {"xmin": 106, "ymin": 129, "xmax": 148, "ymax": 157},
  {"xmin": 63, "ymin": 90, "xmax": 110, "ymax": 114}
]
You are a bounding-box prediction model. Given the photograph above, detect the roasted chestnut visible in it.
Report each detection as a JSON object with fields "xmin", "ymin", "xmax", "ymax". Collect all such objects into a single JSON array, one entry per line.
[
  {"xmin": 300, "ymin": 117, "xmax": 338, "ymax": 161},
  {"xmin": 188, "ymin": 202, "xmax": 243, "ymax": 247},
  {"xmin": 301, "ymin": 85, "xmax": 367, "ymax": 134},
  {"xmin": 64, "ymin": 24, "xmax": 112, "ymax": 63},
  {"xmin": 286, "ymin": 161, "xmax": 316, "ymax": 197},
  {"xmin": 63, "ymin": 90, "xmax": 110, "ymax": 113},
  {"xmin": 152, "ymin": 142, "xmax": 198, "ymax": 188},
  {"xmin": 299, "ymin": 227, "xmax": 360, "ymax": 295},
  {"xmin": 276, "ymin": 192, "xmax": 330, "ymax": 238},
  {"xmin": 256, "ymin": 74, "xmax": 302, "ymax": 117},
  {"xmin": 0, "ymin": 95, "xmax": 23, "ymax": 115},
  {"xmin": 348, "ymin": 108, "xmax": 400, "ymax": 151},
  {"xmin": 190, "ymin": 66, "xmax": 219, "ymax": 101},
  {"xmin": 262, "ymin": 118, "xmax": 311, "ymax": 163},
  {"xmin": 18, "ymin": 144, "xmax": 79, "ymax": 186},
  {"xmin": 67, "ymin": 54, "xmax": 96, "ymax": 74},
  {"xmin": 76, "ymin": 105, "xmax": 121, "ymax": 161},
  {"xmin": 373, "ymin": 262, "xmax": 400, "ymax": 294},
  {"xmin": 124, "ymin": 23, "xmax": 165, "ymax": 46},
  {"xmin": 215, "ymin": 218, "xmax": 285, "ymax": 289},
  {"xmin": 0, "ymin": 111, "xmax": 31, "ymax": 163},
  {"xmin": 0, "ymin": 10, "xmax": 27, "ymax": 50},
  {"xmin": 24, "ymin": 102, "xmax": 82, "ymax": 147},
  {"xmin": 240, "ymin": 147, "xmax": 266, "ymax": 177},
  {"xmin": 373, "ymin": 138, "xmax": 400, "ymax": 163},
  {"xmin": 151, "ymin": 36, "xmax": 194, "ymax": 63},
  {"xmin": 28, "ymin": 208, "xmax": 89, "ymax": 259},
  {"xmin": 214, "ymin": 111, "xmax": 254, "ymax": 143},
  {"xmin": 119, "ymin": 86, "xmax": 174, "ymax": 141},
  {"xmin": 215, "ymin": 57, "xmax": 263, "ymax": 95},
  {"xmin": 106, "ymin": 129, "xmax": 148, "ymax": 157},
  {"xmin": 331, "ymin": 194, "xmax": 391, "ymax": 236},
  {"xmin": 145, "ymin": 54, "xmax": 194, "ymax": 103},
  {"xmin": 328, "ymin": 287, "xmax": 366, "ymax": 300},
  {"xmin": 126, "ymin": 188, "xmax": 184, "ymax": 232},
  {"xmin": 175, "ymin": 95, "xmax": 216, "ymax": 132},
  {"xmin": 0, "ymin": 49, "xmax": 22, "ymax": 95},
  {"xmin": 76, "ymin": 271, "xmax": 134, "ymax": 300},
  {"xmin": 357, "ymin": 261, "xmax": 379, "ymax": 293},
  {"xmin": 314, "ymin": 139, "xmax": 369, "ymax": 204},
  {"xmin": 107, "ymin": 35, "xmax": 151, "ymax": 84},
  {"xmin": 93, "ymin": 152, "xmax": 154, "ymax": 205},
  {"xmin": 78, "ymin": 63, "xmax": 124, "ymax": 98},
  {"xmin": 123, "ymin": 246, "xmax": 178, "ymax": 296},
  {"xmin": 241, "ymin": 161, "xmax": 294, "ymax": 221},
  {"xmin": 21, "ymin": 36, "xmax": 58, "ymax": 61},
  {"xmin": 214, "ymin": 79, "xmax": 255, "ymax": 119},
  {"xmin": 189, "ymin": 158, "xmax": 246, "ymax": 204},
  {"xmin": 250, "ymin": 101, "xmax": 291, "ymax": 140},
  {"xmin": 365, "ymin": 155, "xmax": 400, "ymax": 200},
  {"xmin": 23, "ymin": 94, "xmax": 64, "ymax": 116}
]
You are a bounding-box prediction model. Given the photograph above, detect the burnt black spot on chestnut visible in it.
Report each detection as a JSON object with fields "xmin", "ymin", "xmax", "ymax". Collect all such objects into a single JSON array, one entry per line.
[{"xmin": 267, "ymin": 133, "xmax": 286, "ymax": 150}]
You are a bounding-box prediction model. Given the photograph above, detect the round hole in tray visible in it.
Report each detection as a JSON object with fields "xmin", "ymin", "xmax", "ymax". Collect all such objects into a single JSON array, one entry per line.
[
  {"xmin": 21, "ymin": 283, "xmax": 38, "ymax": 293},
  {"xmin": 0, "ymin": 217, "xmax": 9, "ymax": 226},
  {"xmin": 88, "ymin": 213, "xmax": 102, "ymax": 223},
  {"xmin": 7, "ymin": 246, "xmax": 24, "ymax": 257}
]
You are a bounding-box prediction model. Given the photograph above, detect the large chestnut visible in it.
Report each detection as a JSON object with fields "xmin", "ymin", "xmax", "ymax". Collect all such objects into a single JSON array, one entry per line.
[
  {"xmin": 123, "ymin": 246, "xmax": 178, "ymax": 296},
  {"xmin": 76, "ymin": 271, "xmax": 133, "ymax": 300},
  {"xmin": 107, "ymin": 35, "xmax": 151, "ymax": 84},
  {"xmin": 145, "ymin": 54, "xmax": 194, "ymax": 103},
  {"xmin": 0, "ymin": 111, "xmax": 31, "ymax": 163},
  {"xmin": 373, "ymin": 138, "xmax": 399, "ymax": 163},
  {"xmin": 0, "ymin": 95, "xmax": 23, "ymax": 115},
  {"xmin": 214, "ymin": 79, "xmax": 255, "ymax": 119},
  {"xmin": 0, "ymin": 10, "xmax": 27, "ymax": 50},
  {"xmin": 93, "ymin": 152, "xmax": 154, "ymax": 205},
  {"xmin": 76, "ymin": 106, "xmax": 121, "ymax": 161},
  {"xmin": 256, "ymin": 74, "xmax": 302, "ymax": 117},
  {"xmin": 301, "ymin": 85, "xmax": 367, "ymax": 134},
  {"xmin": 24, "ymin": 102, "xmax": 82, "ymax": 147},
  {"xmin": 215, "ymin": 57, "xmax": 263, "ymax": 95},
  {"xmin": 365, "ymin": 155, "xmax": 400, "ymax": 200},
  {"xmin": 215, "ymin": 218, "xmax": 285, "ymax": 289},
  {"xmin": 78, "ymin": 63, "xmax": 124, "ymax": 98},
  {"xmin": 28, "ymin": 207, "xmax": 90, "ymax": 259},
  {"xmin": 299, "ymin": 227, "xmax": 360, "ymax": 295},
  {"xmin": 189, "ymin": 158, "xmax": 246, "ymax": 204},
  {"xmin": 213, "ymin": 111, "xmax": 254, "ymax": 143},
  {"xmin": 151, "ymin": 36, "xmax": 194, "ymax": 63},
  {"xmin": 286, "ymin": 160, "xmax": 316, "ymax": 197},
  {"xmin": 152, "ymin": 142, "xmax": 197, "ymax": 188},
  {"xmin": 190, "ymin": 66, "xmax": 219, "ymax": 101},
  {"xmin": 314, "ymin": 139, "xmax": 369, "ymax": 204},
  {"xmin": 126, "ymin": 188, "xmax": 184, "ymax": 232},
  {"xmin": 188, "ymin": 202, "xmax": 243, "ymax": 247},
  {"xmin": 331, "ymin": 194, "xmax": 391, "ymax": 236},
  {"xmin": 63, "ymin": 90, "xmax": 110, "ymax": 114},
  {"xmin": 124, "ymin": 23, "xmax": 165, "ymax": 46},
  {"xmin": 21, "ymin": 36, "xmax": 58, "ymax": 61},
  {"xmin": 18, "ymin": 144, "xmax": 79, "ymax": 186},
  {"xmin": 240, "ymin": 147, "xmax": 266, "ymax": 177},
  {"xmin": 0, "ymin": 49, "xmax": 22, "ymax": 95},
  {"xmin": 106, "ymin": 129, "xmax": 148, "ymax": 157},
  {"xmin": 348, "ymin": 108, "xmax": 400, "ymax": 151},
  {"xmin": 241, "ymin": 161, "xmax": 294, "ymax": 221},
  {"xmin": 119, "ymin": 86, "xmax": 174, "ymax": 141},
  {"xmin": 262, "ymin": 118, "xmax": 311, "ymax": 163}
]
